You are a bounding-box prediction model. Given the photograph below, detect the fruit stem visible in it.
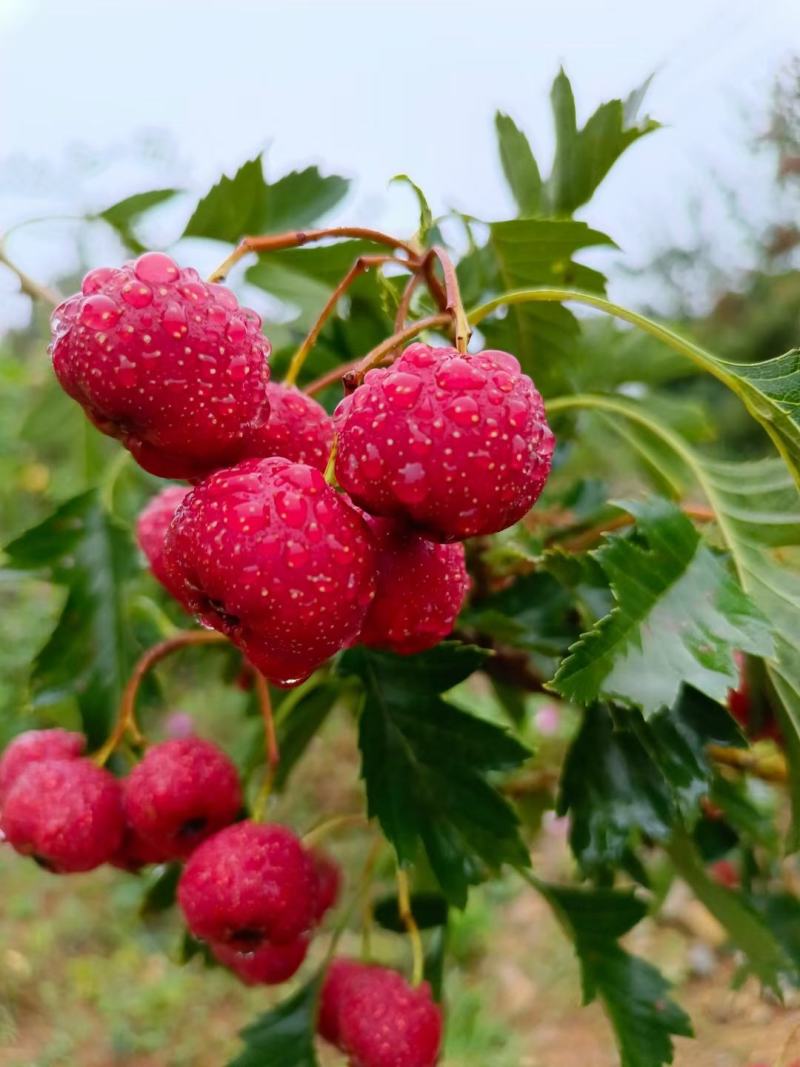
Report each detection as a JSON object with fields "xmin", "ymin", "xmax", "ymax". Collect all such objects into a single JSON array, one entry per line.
[
  {"xmin": 207, "ymin": 226, "xmax": 420, "ymax": 283},
  {"xmin": 344, "ymin": 313, "xmax": 451, "ymax": 390},
  {"xmin": 393, "ymin": 248, "xmax": 448, "ymax": 331},
  {"xmin": 304, "ymin": 356, "xmax": 367, "ymax": 397},
  {"xmin": 707, "ymin": 743, "xmax": 787, "ymax": 783},
  {"xmin": 430, "ymin": 245, "xmax": 470, "ymax": 353},
  {"xmin": 93, "ymin": 630, "xmax": 228, "ymax": 766},
  {"xmin": 302, "ymin": 813, "xmax": 367, "ymax": 848},
  {"xmin": 395, "ymin": 867, "xmax": 425, "ymax": 987},
  {"xmin": 0, "ymin": 237, "xmax": 61, "ymax": 307},
  {"xmin": 251, "ymin": 671, "xmax": 279, "ymax": 820},
  {"xmin": 284, "ymin": 254, "xmax": 411, "ymax": 387}
]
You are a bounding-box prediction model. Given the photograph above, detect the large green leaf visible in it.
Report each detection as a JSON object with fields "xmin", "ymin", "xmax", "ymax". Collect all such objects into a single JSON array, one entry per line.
[
  {"xmin": 494, "ymin": 112, "xmax": 542, "ymax": 216},
  {"xmin": 531, "ymin": 878, "xmax": 692, "ymax": 1067},
  {"xmin": 96, "ymin": 188, "xmax": 180, "ymax": 253},
  {"xmin": 227, "ymin": 976, "xmax": 321, "ymax": 1067},
  {"xmin": 552, "ymin": 498, "xmax": 774, "ymax": 714},
  {"xmin": 184, "ymin": 155, "xmax": 348, "ymax": 242},
  {"xmin": 4, "ymin": 490, "xmax": 139, "ymax": 746},
  {"xmin": 340, "ymin": 644, "xmax": 530, "ymax": 907}
]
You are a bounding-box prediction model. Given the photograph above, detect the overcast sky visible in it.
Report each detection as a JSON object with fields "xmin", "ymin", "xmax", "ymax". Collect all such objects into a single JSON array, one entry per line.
[{"xmin": 1, "ymin": 0, "xmax": 799, "ymax": 327}]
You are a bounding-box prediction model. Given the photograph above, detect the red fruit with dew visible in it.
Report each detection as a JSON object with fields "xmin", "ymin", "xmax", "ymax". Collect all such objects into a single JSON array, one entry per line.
[
  {"xmin": 0, "ymin": 729, "xmax": 85, "ymax": 809},
  {"xmin": 136, "ymin": 484, "xmax": 190, "ymax": 597},
  {"xmin": 163, "ymin": 457, "xmax": 376, "ymax": 687},
  {"xmin": 245, "ymin": 381, "xmax": 333, "ymax": 471},
  {"xmin": 177, "ymin": 821, "xmax": 316, "ymax": 947},
  {"xmin": 123, "ymin": 738, "xmax": 242, "ymax": 860},
  {"xmin": 334, "ymin": 343, "xmax": 554, "ymax": 542},
  {"xmin": 310, "ymin": 849, "xmax": 342, "ymax": 922},
  {"xmin": 1, "ymin": 758, "xmax": 124, "ymax": 873},
  {"xmin": 359, "ymin": 515, "xmax": 468, "ymax": 654},
  {"xmin": 210, "ymin": 936, "xmax": 309, "ymax": 986},
  {"xmin": 50, "ymin": 253, "xmax": 271, "ymax": 480}
]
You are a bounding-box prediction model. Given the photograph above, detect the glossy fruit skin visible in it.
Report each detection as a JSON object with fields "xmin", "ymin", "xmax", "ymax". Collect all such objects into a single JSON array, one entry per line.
[
  {"xmin": 319, "ymin": 958, "xmax": 443, "ymax": 1067},
  {"xmin": 164, "ymin": 457, "xmax": 376, "ymax": 687},
  {"xmin": 334, "ymin": 343, "xmax": 554, "ymax": 542},
  {"xmin": 210, "ymin": 936, "xmax": 309, "ymax": 986},
  {"xmin": 50, "ymin": 253, "xmax": 271, "ymax": 480},
  {"xmin": 136, "ymin": 484, "xmax": 190, "ymax": 597},
  {"xmin": 177, "ymin": 821, "xmax": 316, "ymax": 947},
  {"xmin": 0, "ymin": 758, "xmax": 124, "ymax": 873},
  {"xmin": 245, "ymin": 382, "xmax": 333, "ymax": 471},
  {"xmin": 359, "ymin": 516, "xmax": 468, "ymax": 654},
  {"xmin": 123, "ymin": 738, "xmax": 242, "ymax": 860},
  {"xmin": 0, "ymin": 729, "xmax": 85, "ymax": 809}
]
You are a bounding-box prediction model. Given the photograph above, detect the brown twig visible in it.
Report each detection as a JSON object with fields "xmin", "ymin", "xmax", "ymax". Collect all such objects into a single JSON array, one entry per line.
[
  {"xmin": 429, "ymin": 245, "xmax": 471, "ymax": 353},
  {"xmin": 708, "ymin": 743, "xmax": 788, "ymax": 784},
  {"xmin": 342, "ymin": 313, "xmax": 451, "ymax": 391},
  {"xmin": 548, "ymin": 503, "xmax": 717, "ymax": 554}
]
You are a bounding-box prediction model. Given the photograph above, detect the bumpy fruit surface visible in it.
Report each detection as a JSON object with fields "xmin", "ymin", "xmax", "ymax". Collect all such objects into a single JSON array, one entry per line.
[
  {"xmin": 245, "ymin": 382, "xmax": 333, "ymax": 471},
  {"xmin": 0, "ymin": 729, "xmax": 85, "ymax": 808},
  {"xmin": 334, "ymin": 343, "xmax": 554, "ymax": 541},
  {"xmin": 310, "ymin": 849, "xmax": 342, "ymax": 922},
  {"xmin": 210, "ymin": 936, "xmax": 309, "ymax": 986},
  {"xmin": 50, "ymin": 253, "xmax": 271, "ymax": 479},
  {"xmin": 319, "ymin": 958, "xmax": 443, "ymax": 1067},
  {"xmin": 164, "ymin": 457, "xmax": 376, "ymax": 686},
  {"xmin": 123, "ymin": 738, "xmax": 242, "ymax": 860},
  {"xmin": 359, "ymin": 516, "xmax": 468, "ymax": 654},
  {"xmin": 136, "ymin": 484, "xmax": 190, "ymax": 597},
  {"xmin": 178, "ymin": 821, "xmax": 316, "ymax": 947},
  {"xmin": 1, "ymin": 758, "xmax": 124, "ymax": 873}
]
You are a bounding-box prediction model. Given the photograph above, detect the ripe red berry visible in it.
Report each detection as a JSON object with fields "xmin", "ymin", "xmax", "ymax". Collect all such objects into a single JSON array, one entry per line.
[
  {"xmin": 111, "ymin": 823, "xmax": 169, "ymax": 872},
  {"xmin": 136, "ymin": 484, "xmax": 190, "ymax": 597},
  {"xmin": 359, "ymin": 516, "xmax": 468, "ymax": 654},
  {"xmin": 0, "ymin": 728, "xmax": 85, "ymax": 809},
  {"xmin": 50, "ymin": 253, "xmax": 271, "ymax": 480},
  {"xmin": 123, "ymin": 738, "xmax": 242, "ymax": 860},
  {"xmin": 310, "ymin": 849, "xmax": 342, "ymax": 922},
  {"xmin": 334, "ymin": 343, "xmax": 554, "ymax": 541},
  {"xmin": 210, "ymin": 936, "xmax": 309, "ymax": 986},
  {"xmin": 178, "ymin": 821, "xmax": 316, "ymax": 947},
  {"xmin": 319, "ymin": 958, "xmax": 443, "ymax": 1067},
  {"xmin": 164, "ymin": 457, "xmax": 376, "ymax": 686},
  {"xmin": 245, "ymin": 382, "xmax": 333, "ymax": 471},
  {"xmin": 1, "ymin": 758, "xmax": 124, "ymax": 873}
]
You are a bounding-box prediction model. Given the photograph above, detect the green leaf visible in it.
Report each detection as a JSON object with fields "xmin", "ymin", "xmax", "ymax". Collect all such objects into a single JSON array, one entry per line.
[
  {"xmin": 460, "ymin": 571, "xmax": 579, "ymax": 657},
  {"xmin": 340, "ymin": 644, "xmax": 530, "ymax": 906},
  {"xmin": 533, "ymin": 877, "xmax": 692, "ymax": 1067},
  {"xmin": 552, "ymin": 498, "xmax": 774, "ymax": 714},
  {"xmin": 140, "ymin": 863, "xmax": 181, "ymax": 916},
  {"xmin": 391, "ymin": 174, "xmax": 433, "ymax": 241},
  {"xmin": 545, "ymin": 69, "xmax": 658, "ymax": 215},
  {"xmin": 227, "ymin": 975, "xmax": 321, "ymax": 1067},
  {"xmin": 5, "ymin": 491, "xmax": 139, "ymax": 746},
  {"xmin": 184, "ymin": 155, "xmax": 348, "ymax": 242},
  {"xmin": 494, "ymin": 113, "xmax": 542, "ymax": 216},
  {"xmin": 96, "ymin": 189, "xmax": 180, "ymax": 253}
]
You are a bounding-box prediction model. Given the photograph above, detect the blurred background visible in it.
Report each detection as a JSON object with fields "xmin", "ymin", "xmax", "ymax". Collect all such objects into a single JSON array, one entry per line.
[{"xmin": 2, "ymin": 2, "xmax": 800, "ymax": 1065}]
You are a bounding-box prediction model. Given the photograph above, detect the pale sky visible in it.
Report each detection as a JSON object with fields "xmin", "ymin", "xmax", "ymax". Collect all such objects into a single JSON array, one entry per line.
[{"xmin": 1, "ymin": 0, "xmax": 799, "ymax": 327}]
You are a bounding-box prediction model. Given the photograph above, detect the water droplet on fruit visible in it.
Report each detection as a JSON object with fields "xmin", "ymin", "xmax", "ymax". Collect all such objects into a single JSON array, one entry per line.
[
  {"xmin": 492, "ymin": 371, "xmax": 514, "ymax": 393},
  {"xmin": 383, "ymin": 371, "xmax": 422, "ymax": 408},
  {"xmin": 285, "ymin": 541, "xmax": 309, "ymax": 568},
  {"xmin": 275, "ymin": 490, "xmax": 306, "ymax": 527},
  {"xmin": 506, "ymin": 398, "xmax": 529, "ymax": 428},
  {"xmin": 402, "ymin": 344, "xmax": 436, "ymax": 369},
  {"xmin": 117, "ymin": 356, "xmax": 137, "ymax": 387},
  {"xmin": 163, "ymin": 302, "xmax": 188, "ymax": 336},
  {"xmin": 447, "ymin": 395, "xmax": 480, "ymax": 427},
  {"xmin": 226, "ymin": 318, "xmax": 247, "ymax": 344},
  {"xmin": 393, "ymin": 462, "xmax": 428, "ymax": 504},
  {"xmin": 209, "ymin": 284, "xmax": 238, "ymax": 311},
  {"xmin": 134, "ymin": 252, "xmax": 179, "ymax": 285},
  {"xmin": 436, "ymin": 358, "xmax": 484, "ymax": 391},
  {"xmin": 360, "ymin": 443, "xmax": 384, "ymax": 479},
  {"xmin": 121, "ymin": 283, "xmax": 153, "ymax": 308},
  {"xmin": 81, "ymin": 267, "xmax": 115, "ymax": 294},
  {"xmin": 79, "ymin": 294, "xmax": 120, "ymax": 330}
]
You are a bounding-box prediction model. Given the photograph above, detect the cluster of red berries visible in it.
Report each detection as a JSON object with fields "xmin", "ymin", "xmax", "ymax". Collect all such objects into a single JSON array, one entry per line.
[{"xmin": 52, "ymin": 252, "xmax": 552, "ymax": 685}]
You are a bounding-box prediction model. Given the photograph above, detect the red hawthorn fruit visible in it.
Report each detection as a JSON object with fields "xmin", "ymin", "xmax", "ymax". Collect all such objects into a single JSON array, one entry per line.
[
  {"xmin": 245, "ymin": 382, "xmax": 333, "ymax": 471},
  {"xmin": 111, "ymin": 822, "xmax": 169, "ymax": 872},
  {"xmin": 123, "ymin": 738, "xmax": 242, "ymax": 860},
  {"xmin": 310, "ymin": 849, "xmax": 342, "ymax": 922},
  {"xmin": 334, "ymin": 343, "xmax": 554, "ymax": 542},
  {"xmin": 728, "ymin": 652, "xmax": 782, "ymax": 743},
  {"xmin": 136, "ymin": 484, "xmax": 190, "ymax": 598},
  {"xmin": 210, "ymin": 936, "xmax": 309, "ymax": 986},
  {"xmin": 0, "ymin": 728, "xmax": 85, "ymax": 809},
  {"xmin": 359, "ymin": 515, "xmax": 468, "ymax": 654},
  {"xmin": 1, "ymin": 758, "xmax": 124, "ymax": 873},
  {"xmin": 50, "ymin": 253, "xmax": 271, "ymax": 480},
  {"xmin": 709, "ymin": 859, "xmax": 739, "ymax": 889},
  {"xmin": 319, "ymin": 958, "xmax": 443, "ymax": 1067},
  {"xmin": 177, "ymin": 821, "xmax": 316, "ymax": 947},
  {"xmin": 163, "ymin": 457, "xmax": 376, "ymax": 687}
]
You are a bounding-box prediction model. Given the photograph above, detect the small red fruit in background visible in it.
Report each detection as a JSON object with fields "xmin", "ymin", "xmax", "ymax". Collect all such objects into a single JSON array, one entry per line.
[
  {"xmin": 210, "ymin": 936, "xmax": 309, "ymax": 986},
  {"xmin": 123, "ymin": 738, "xmax": 242, "ymax": 860},
  {"xmin": 309, "ymin": 849, "xmax": 342, "ymax": 922},
  {"xmin": 0, "ymin": 758, "xmax": 124, "ymax": 873},
  {"xmin": 0, "ymin": 728, "xmax": 85, "ymax": 809},
  {"xmin": 319, "ymin": 957, "xmax": 443, "ymax": 1067},
  {"xmin": 136, "ymin": 484, "xmax": 190, "ymax": 598},
  {"xmin": 245, "ymin": 382, "xmax": 333, "ymax": 471},
  {"xmin": 334, "ymin": 343, "xmax": 554, "ymax": 541},
  {"xmin": 359, "ymin": 515, "xmax": 468, "ymax": 654},
  {"xmin": 709, "ymin": 859, "xmax": 739, "ymax": 889},
  {"xmin": 727, "ymin": 651, "xmax": 782, "ymax": 744},
  {"xmin": 178, "ymin": 821, "xmax": 316, "ymax": 947},
  {"xmin": 164, "ymin": 457, "xmax": 376, "ymax": 686},
  {"xmin": 50, "ymin": 253, "xmax": 271, "ymax": 480}
]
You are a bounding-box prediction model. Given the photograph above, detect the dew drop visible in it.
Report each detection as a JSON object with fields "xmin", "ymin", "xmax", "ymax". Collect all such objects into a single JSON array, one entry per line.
[
  {"xmin": 163, "ymin": 302, "xmax": 188, "ymax": 336},
  {"xmin": 226, "ymin": 317, "xmax": 247, "ymax": 344},
  {"xmin": 360, "ymin": 443, "xmax": 384, "ymax": 479},
  {"xmin": 436, "ymin": 358, "xmax": 485, "ymax": 391},
  {"xmin": 81, "ymin": 267, "xmax": 115, "ymax": 295},
  {"xmin": 79, "ymin": 294, "xmax": 120, "ymax": 330},
  {"xmin": 447, "ymin": 395, "xmax": 480, "ymax": 427},
  {"xmin": 209, "ymin": 284, "xmax": 238, "ymax": 311},
  {"xmin": 393, "ymin": 462, "xmax": 428, "ymax": 504},
  {"xmin": 134, "ymin": 252, "xmax": 179, "ymax": 285},
  {"xmin": 276, "ymin": 489, "xmax": 307, "ymax": 527},
  {"xmin": 121, "ymin": 283, "xmax": 153, "ymax": 308},
  {"xmin": 383, "ymin": 371, "xmax": 422, "ymax": 409},
  {"xmin": 117, "ymin": 355, "xmax": 137, "ymax": 388}
]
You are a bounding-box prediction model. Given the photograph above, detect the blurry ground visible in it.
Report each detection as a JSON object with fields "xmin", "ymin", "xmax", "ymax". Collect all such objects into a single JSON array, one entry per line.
[{"xmin": 1, "ymin": 710, "xmax": 799, "ymax": 1067}]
